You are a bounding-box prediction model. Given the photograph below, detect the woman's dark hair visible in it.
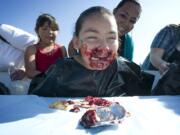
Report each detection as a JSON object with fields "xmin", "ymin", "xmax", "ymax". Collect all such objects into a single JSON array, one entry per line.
[
  {"xmin": 74, "ymin": 6, "xmax": 113, "ymax": 37},
  {"xmin": 35, "ymin": 13, "xmax": 59, "ymax": 33},
  {"xmin": 113, "ymin": 0, "xmax": 141, "ymax": 14}
]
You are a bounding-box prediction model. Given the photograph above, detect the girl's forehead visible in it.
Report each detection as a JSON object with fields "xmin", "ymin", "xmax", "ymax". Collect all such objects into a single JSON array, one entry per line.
[
  {"xmin": 80, "ymin": 15, "xmax": 117, "ymax": 33},
  {"xmin": 84, "ymin": 14, "xmax": 113, "ymax": 23},
  {"xmin": 40, "ymin": 21, "xmax": 50, "ymax": 27},
  {"xmin": 40, "ymin": 21, "xmax": 58, "ymax": 30}
]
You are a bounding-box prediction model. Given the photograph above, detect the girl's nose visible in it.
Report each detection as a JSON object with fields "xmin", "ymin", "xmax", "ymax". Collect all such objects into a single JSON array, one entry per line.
[
  {"xmin": 96, "ymin": 46, "xmax": 110, "ymax": 58},
  {"xmin": 98, "ymin": 38, "xmax": 109, "ymax": 47},
  {"xmin": 49, "ymin": 30, "xmax": 53, "ymax": 34}
]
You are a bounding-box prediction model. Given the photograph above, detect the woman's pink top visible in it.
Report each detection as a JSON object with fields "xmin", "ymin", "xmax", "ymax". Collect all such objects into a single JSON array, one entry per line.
[{"xmin": 36, "ymin": 44, "xmax": 63, "ymax": 73}]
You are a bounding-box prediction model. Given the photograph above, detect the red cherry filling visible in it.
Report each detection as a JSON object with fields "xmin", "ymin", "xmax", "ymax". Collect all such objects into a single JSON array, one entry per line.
[
  {"xmin": 84, "ymin": 96, "xmax": 112, "ymax": 107},
  {"xmin": 80, "ymin": 110, "xmax": 99, "ymax": 128}
]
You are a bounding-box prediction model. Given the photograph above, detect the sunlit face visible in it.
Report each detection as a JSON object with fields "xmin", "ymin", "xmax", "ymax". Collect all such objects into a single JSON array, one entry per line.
[
  {"xmin": 74, "ymin": 14, "xmax": 118, "ymax": 70},
  {"xmin": 38, "ymin": 22, "xmax": 58, "ymax": 44},
  {"xmin": 114, "ymin": 2, "xmax": 141, "ymax": 36}
]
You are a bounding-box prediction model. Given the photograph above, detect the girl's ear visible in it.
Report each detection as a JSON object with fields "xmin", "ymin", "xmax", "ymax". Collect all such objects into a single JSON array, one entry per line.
[{"xmin": 72, "ymin": 36, "xmax": 80, "ymax": 49}]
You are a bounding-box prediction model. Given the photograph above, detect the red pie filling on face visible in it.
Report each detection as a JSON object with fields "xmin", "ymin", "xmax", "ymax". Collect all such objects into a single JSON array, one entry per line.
[{"xmin": 81, "ymin": 45, "xmax": 117, "ymax": 70}]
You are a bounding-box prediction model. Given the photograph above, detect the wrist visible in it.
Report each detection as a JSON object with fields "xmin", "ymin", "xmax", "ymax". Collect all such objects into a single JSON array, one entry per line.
[
  {"xmin": 158, "ymin": 61, "xmax": 169, "ymax": 73},
  {"xmin": 158, "ymin": 61, "xmax": 164, "ymax": 70}
]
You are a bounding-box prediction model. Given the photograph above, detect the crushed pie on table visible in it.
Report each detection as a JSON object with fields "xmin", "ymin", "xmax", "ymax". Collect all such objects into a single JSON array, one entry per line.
[
  {"xmin": 49, "ymin": 96, "xmax": 129, "ymax": 127},
  {"xmin": 49, "ymin": 96, "xmax": 112, "ymax": 112},
  {"xmin": 49, "ymin": 100, "xmax": 75, "ymax": 110}
]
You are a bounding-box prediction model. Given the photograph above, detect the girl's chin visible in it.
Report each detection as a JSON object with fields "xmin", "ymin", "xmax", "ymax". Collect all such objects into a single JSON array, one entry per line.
[
  {"xmin": 93, "ymin": 66, "xmax": 109, "ymax": 70},
  {"xmin": 89, "ymin": 61, "xmax": 110, "ymax": 70}
]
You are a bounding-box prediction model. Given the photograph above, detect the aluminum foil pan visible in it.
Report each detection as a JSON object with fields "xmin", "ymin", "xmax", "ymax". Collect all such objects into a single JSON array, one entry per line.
[{"xmin": 80, "ymin": 103, "xmax": 126, "ymax": 128}]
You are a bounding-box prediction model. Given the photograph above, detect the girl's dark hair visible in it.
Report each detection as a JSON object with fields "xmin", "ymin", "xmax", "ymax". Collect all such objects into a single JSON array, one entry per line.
[
  {"xmin": 74, "ymin": 6, "xmax": 113, "ymax": 37},
  {"xmin": 113, "ymin": 0, "xmax": 141, "ymax": 14},
  {"xmin": 35, "ymin": 13, "xmax": 59, "ymax": 33}
]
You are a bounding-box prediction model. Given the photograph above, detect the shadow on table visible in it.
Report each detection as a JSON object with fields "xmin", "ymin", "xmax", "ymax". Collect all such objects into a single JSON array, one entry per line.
[
  {"xmin": 0, "ymin": 95, "xmax": 56, "ymax": 123},
  {"xmin": 139, "ymin": 96, "xmax": 180, "ymax": 115},
  {"xmin": 76, "ymin": 124, "xmax": 119, "ymax": 134}
]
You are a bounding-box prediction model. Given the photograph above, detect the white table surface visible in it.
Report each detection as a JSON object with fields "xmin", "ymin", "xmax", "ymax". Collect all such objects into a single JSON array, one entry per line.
[{"xmin": 0, "ymin": 95, "xmax": 180, "ymax": 135}]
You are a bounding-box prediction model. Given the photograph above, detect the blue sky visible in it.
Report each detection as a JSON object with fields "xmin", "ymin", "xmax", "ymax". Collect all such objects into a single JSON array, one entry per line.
[
  {"xmin": 0, "ymin": 0, "xmax": 119, "ymax": 42},
  {"xmin": 1, "ymin": 0, "xmax": 180, "ymax": 64}
]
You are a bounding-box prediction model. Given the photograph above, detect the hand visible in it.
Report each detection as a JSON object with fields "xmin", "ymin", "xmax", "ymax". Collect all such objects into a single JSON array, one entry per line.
[
  {"xmin": 10, "ymin": 69, "xmax": 26, "ymax": 81},
  {"xmin": 158, "ymin": 61, "xmax": 170, "ymax": 74}
]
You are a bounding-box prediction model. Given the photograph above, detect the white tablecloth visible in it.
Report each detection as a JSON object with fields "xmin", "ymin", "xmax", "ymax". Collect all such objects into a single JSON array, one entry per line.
[{"xmin": 0, "ymin": 95, "xmax": 180, "ymax": 135}]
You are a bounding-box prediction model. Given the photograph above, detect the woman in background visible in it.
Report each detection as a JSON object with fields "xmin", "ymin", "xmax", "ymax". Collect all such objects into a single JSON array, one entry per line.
[
  {"xmin": 142, "ymin": 24, "xmax": 180, "ymax": 74},
  {"xmin": 113, "ymin": 0, "xmax": 141, "ymax": 61}
]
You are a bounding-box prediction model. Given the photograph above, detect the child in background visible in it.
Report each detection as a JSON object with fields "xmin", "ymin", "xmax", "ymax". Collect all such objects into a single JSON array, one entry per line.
[{"xmin": 25, "ymin": 13, "xmax": 67, "ymax": 78}]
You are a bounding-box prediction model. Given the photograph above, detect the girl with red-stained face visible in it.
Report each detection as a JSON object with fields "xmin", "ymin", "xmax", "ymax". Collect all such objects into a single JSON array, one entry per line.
[
  {"xmin": 72, "ymin": 12, "xmax": 119, "ymax": 70},
  {"xmin": 30, "ymin": 7, "xmax": 149, "ymax": 97}
]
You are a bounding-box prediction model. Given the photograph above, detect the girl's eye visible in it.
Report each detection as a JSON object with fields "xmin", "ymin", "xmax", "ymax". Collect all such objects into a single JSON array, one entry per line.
[
  {"xmin": 119, "ymin": 13, "xmax": 128, "ymax": 19},
  {"xmin": 130, "ymin": 19, "xmax": 136, "ymax": 24},
  {"xmin": 51, "ymin": 26, "xmax": 57, "ymax": 31},
  {"xmin": 107, "ymin": 37, "xmax": 116, "ymax": 43},
  {"xmin": 87, "ymin": 37, "xmax": 97, "ymax": 40},
  {"xmin": 86, "ymin": 37, "xmax": 98, "ymax": 42},
  {"xmin": 41, "ymin": 27, "xmax": 49, "ymax": 31}
]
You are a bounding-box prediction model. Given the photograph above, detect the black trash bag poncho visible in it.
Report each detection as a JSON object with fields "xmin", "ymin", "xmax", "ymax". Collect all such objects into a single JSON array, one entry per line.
[{"xmin": 29, "ymin": 57, "xmax": 154, "ymax": 97}]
